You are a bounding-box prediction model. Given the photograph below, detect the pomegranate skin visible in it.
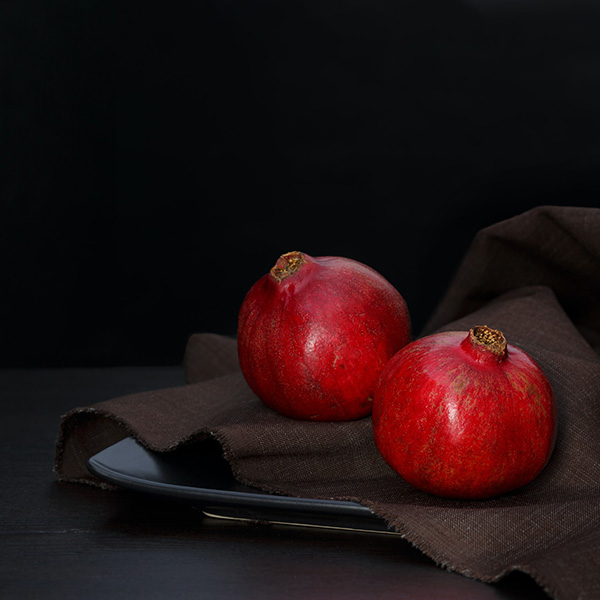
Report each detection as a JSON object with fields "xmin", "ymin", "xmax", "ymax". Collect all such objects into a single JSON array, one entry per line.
[
  {"xmin": 238, "ymin": 251, "xmax": 411, "ymax": 421},
  {"xmin": 372, "ymin": 327, "xmax": 557, "ymax": 499}
]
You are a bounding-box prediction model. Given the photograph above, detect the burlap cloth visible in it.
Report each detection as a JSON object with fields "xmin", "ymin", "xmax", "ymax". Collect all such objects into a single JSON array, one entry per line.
[{"xmin": 55, "ymin": 206, "xmax": 600, "ymax": 600}]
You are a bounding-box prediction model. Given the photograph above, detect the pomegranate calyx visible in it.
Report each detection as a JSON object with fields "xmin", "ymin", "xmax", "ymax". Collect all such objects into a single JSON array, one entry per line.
[
  {"xmin": 466, "ymin": 325, "xmax": 507, "ymax": 361},
  {"xmin": 270, "ymin": 251, "xmax": 306, "ymax": 282}
]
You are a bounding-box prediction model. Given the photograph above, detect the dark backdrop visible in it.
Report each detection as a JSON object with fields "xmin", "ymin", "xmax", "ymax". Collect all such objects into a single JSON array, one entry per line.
[{"xmin": 2, "ymin": 0, "xmax": 599, "ymax": 367}]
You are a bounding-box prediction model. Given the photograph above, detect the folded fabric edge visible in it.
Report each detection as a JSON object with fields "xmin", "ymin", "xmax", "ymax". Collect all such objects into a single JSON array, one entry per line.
[
  {"xmin": 54, "ymin": 407, "xmax": 135, "ymax": 488},
  {"xmin": 53, "ymin": 406, "xmax": 214, "ymax": 488},
  {"xmin": 345, "ymin": 497, "xmax": 564, "ymax": 599},
  {"xmin": 53, "ymin": 402, "xmax": 279, "ymax": 491}
]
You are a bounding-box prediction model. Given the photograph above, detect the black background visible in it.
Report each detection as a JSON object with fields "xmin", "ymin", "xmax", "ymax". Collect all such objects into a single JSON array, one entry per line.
[{"xmin": 2, "ymin": 0, "xmax": 599, "ymax": 367}]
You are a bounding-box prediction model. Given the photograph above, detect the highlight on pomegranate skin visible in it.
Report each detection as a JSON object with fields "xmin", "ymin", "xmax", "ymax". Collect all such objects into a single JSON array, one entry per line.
[
  {"xmin": 372, "ymin": 326, "xmax": 558, "ymax": 500},
  {"xmin": 237, "ymin": 251, "xmax": 412, "ymax": 421}
]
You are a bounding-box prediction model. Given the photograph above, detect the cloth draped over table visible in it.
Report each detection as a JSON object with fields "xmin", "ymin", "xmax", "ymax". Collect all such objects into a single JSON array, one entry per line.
[{"xmin": 55, "ymin": 206, "xmax": 600, "ymax": 600}]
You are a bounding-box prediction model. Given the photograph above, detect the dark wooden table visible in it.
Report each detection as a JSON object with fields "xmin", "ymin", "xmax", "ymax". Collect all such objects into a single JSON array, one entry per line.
[{"xmin": 1, "ymin": 367, "xmax": 551, "ymax": 599}]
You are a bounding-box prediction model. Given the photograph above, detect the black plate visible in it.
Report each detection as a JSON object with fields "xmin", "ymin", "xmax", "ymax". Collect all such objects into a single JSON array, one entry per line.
[{"xmin": 87, "ymin": 437, "xmax": 396, "ymax": 533}]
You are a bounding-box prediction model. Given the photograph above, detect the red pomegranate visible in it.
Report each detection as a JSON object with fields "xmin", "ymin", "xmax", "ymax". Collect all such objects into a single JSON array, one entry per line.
[
  {"xmin": 238, "ymin": 251, "xmax": 411, "ymax": 421},
  {"xmin": 373, "ymin": 326, "xmax": 557, "ymax": 499}
]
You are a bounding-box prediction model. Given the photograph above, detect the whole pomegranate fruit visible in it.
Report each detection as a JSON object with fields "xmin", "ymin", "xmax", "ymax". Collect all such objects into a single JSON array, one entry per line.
[
  {"xmin": 373, "ymin": 326, "xmax": 557, "ymax": 499},
  {"xmin": 238, "ymin": 251, "xmax": 411, "ymax": 421}
]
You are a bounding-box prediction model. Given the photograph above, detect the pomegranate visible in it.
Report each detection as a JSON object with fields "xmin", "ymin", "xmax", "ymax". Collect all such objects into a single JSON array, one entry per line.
[
  {"xmin": 373, "ymin": 326, "xmax": 557, "ymax": 499},
  {"xmin": 238, "ymin": 251, "xmax": 411, "ymax": 421}
]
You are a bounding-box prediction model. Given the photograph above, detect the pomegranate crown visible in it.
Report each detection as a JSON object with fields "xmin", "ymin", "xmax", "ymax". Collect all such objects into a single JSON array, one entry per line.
[
  {"xmin": 469, "ymin": 325, "xmax": 507, "ymax": 358},
  {"xmin": 270, "ymin": 251, "xmax": 306, "ymax": 282}
]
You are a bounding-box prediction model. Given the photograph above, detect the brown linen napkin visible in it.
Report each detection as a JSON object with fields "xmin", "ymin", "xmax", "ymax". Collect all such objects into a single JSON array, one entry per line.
[{"xmin": 55, "ymin": 206, "xmax": 600, "ymax": 600}]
